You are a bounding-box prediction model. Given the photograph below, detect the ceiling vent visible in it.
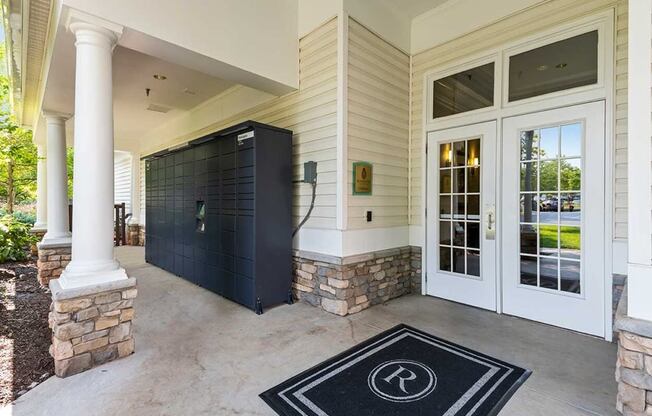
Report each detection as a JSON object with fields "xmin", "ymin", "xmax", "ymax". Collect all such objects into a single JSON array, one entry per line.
[{"xmin": 146, "ymin": 103, "xmax": 172, "ymax": 113}]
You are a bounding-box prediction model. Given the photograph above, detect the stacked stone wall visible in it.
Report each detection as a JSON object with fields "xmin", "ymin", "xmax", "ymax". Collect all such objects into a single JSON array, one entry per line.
[
  {"xmin": 292, "ymin": 246, "xmax": 420, "ymax": 316},
  {"xmin": 615, "ymin": 286, "xmax": 652, "ymax": 415}
]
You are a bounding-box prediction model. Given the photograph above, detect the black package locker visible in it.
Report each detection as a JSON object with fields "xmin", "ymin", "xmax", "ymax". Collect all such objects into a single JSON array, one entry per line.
[{"xmin": 145, "ymin": 121, "xmax": 292, "ymax": 313}]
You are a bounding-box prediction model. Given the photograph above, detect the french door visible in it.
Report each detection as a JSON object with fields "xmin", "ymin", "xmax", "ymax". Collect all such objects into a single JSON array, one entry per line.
[
  {"xmin": 426, "ymin": 102, "xmax": 606, "ymax": 337},
  {"xmin": 501, "ymin": 101, "xmax": 605, "ymax": 337},
  {"xmin": 426, "ymin": 121, "xmax": 497, "ymax": 311}
]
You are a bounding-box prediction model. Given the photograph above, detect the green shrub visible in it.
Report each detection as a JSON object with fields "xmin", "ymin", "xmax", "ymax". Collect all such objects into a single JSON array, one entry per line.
[
  {"xmin": 0, "ymin": 215, "xmax": 37, "ymax": 263},
  {"xmin": 0, "ymin": 208, "xmax": 36, "ymax": 225},
  {"xmin": 11, "ymin": 210, "xmax": 36, "ymax": 225}
]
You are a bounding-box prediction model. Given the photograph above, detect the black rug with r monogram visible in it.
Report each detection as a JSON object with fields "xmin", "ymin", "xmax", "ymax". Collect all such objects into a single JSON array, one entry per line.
[{"xmin": 260, "ymin": 324, "xmax": 531, "ymax": 416}]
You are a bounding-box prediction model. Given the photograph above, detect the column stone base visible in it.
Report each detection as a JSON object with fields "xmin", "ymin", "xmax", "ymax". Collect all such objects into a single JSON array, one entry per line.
[
  {"xmin": 30, "ymin": 228, "xmax": 47, "ymax": 256},
  {"xmin": 37, "ymin": 242, "xmax": 72, "ymax": 286},
  {"xmin": 48, "ymin": 277, "xmax": 137, "ymax": 378},
  {"xmin": 292, "ymin": 246, "xmax": 421, "ymax": 316},
  {"xmin": 615, "ymin": 285, "xmax": 652, "ymax": 415},
  {"xmin": 127, "ymin": 224, "xmax": 144, "ymax": 246}
]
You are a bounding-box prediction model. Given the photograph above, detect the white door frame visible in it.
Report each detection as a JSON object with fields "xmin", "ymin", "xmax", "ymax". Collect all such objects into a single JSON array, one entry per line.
[{"xmin": 420, "ymin": 9, "xmax": 615, "ymax": 340}]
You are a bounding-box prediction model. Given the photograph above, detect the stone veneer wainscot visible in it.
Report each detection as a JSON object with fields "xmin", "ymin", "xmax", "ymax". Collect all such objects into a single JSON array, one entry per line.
[
  {"xmin": 48, "ymin": 278, "xmax": 137, "ymax": 377},
  {"xmin": 292, "ymin": 246, "xmax": 422, "ymax": 316},
  {"xmin": 615, "ymin": 285, "xmax": 652, "ymax": 415}
]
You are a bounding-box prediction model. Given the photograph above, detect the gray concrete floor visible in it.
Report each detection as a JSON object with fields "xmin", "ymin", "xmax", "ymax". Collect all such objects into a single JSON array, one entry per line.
[{"xmin": 3, "ymin": 246, "xmax": 617, "ymax": 416}]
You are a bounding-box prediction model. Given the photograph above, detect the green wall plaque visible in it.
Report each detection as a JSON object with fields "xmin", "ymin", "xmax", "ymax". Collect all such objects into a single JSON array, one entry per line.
[{"xmin": 352, "ymin": 162, "xmax": 372, "ymax": 195}]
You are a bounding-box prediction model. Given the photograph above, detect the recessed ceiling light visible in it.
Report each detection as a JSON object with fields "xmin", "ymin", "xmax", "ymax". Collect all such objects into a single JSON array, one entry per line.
[
  {"xmin": 537, "ymin": 65, "xmax": 549, "ymax": 71},
  {"xmin": 153, "ymin": 74, "xmax": 167, "ymax": 80},
  {"xmin": 555, "ymin": 63, "xmax": 567, "ymax": 69}
]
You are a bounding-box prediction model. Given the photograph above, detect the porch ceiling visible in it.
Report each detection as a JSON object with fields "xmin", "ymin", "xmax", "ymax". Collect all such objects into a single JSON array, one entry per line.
[{"xmin": 40, "ymin": 28, "xmax": 235, "ymax": 150}]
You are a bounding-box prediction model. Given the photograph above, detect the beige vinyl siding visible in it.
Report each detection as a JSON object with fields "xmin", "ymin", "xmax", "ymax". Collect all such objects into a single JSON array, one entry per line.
[
  {"xmin": 347, "ymin": 18, "xmax": 410, "ymax": 229},
  {"xmin": 614, "ymin": 0, "xmax": 627, "ymax": 239},
  {"xmin": 140, "ymin": 159, "xmax": 146, "ymax": 225},
  {"xmin": 143, "ymin": 18, "xmax": 338, "ymax": 230},
  {"xmin": 114, "ymin": 154, "xmax": 131, "ymax": 213},
  {"xmin": 410, "ymin": 0, "xmax": 625, "ymax": 240}
]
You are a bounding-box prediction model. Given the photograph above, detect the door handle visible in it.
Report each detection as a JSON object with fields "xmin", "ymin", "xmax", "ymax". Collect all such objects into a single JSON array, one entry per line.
[{"xmin": 485, "ymin": 204, "xmax": 496, "ymax": 240}]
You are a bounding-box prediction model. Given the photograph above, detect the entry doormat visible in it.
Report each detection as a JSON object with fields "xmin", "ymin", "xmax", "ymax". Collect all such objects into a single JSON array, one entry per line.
[{"xmin": 260, "ymin": 324, "xmax": 531, "ymax": 416}]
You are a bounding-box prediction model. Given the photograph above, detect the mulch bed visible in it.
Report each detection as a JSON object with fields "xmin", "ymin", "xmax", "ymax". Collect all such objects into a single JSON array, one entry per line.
[{"xmin": 0, "ymin": 259, "xmax": 53, "ymax": 406}]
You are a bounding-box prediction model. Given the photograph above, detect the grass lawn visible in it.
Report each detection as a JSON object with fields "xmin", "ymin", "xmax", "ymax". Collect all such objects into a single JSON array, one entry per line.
[{"xmin": 539, "ymin": 225, "xmax": 580, "ymax": 250}]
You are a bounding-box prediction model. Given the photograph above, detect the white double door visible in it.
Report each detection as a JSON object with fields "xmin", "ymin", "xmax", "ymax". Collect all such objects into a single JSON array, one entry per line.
[{"xmin": 426, "ymin": 102, "xmax": 606, "ymax": 337}]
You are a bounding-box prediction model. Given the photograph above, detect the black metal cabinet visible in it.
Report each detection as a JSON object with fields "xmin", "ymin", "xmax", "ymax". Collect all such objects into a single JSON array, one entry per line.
[{"xmin": 145, "ymin": 121, "xmax": 292, "ymax": 313}]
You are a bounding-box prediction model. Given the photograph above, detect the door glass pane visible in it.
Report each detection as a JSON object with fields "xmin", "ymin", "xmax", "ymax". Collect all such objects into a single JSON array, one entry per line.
[
  {"xmin": 520, "ymin": 194, "xmax": 537, "ymax": 223},
  {"xmin": 539, "ymin": 225, "xmax": 558, "ymax": 256},
  {"xmin": 440, "ymin": 246, "xmax": 452, "ymax": 271},
  {"xmin": 561, "ymin": 124, "xmax": 582, "ymax": 157},
  {"xmin": 453, "ymin": 168, "xmax": 465, "ymax": 193},
  {"xmin": 520, "ymin": 162, "xmax": 537, "ymax": 192},
  {"xmin": 467, "ymin": 195, "xmax": 480, "ymax": 220},
  {"xmin": 438, "ymin": 137, "xmax": 482, "ymax": 278},
  {"xmin": 520, "ymin": 255, "xmax": 537, "ymax": 286},
  {"xmin": 467, "ymin": 250, "xmax": 480, "ymax": 277},
  {"xmin": 560, "ymin": 226, "xmax": 580, "ymax": 259},
  {"xmin": 560, "ymin": 159, "xmax": 581, "ymax": 191},
  {"xmin": 539, "ymin": 161, "xmax": 558, "ymax": 191},
  {"xmin": 453, "ymin": 248, "xmax": 465, "ymax": 274},
  {"xmin": 440, "ymin": 143, "xmax": 452, "ymax": 167},
  {"xmin": 520, "ymin": 130, "xmax": 538, "ymax": 161},
  {"xmin": 468, "ymin": 167, "xmax": 480, "ymax": 193},
  {"xmin": 539, "ymin": 258, "xmax": 559, "ymax": 290},
  {"xmin": 453, "ymin": 195, "xmax": 465, "ymax": 219},
  {"xmin": 440, "ymin": 169, "xmax": 451, "ymax": 193},
  {"xmin": 440, "ymin": 221, "xmax": 452, "ymax": 245},
  {"xmin": 560, "ymin": 260, "xmax": 581, "ymax": 293},
  {"xmin": 433, "ymin": 62, "xmax": 495, "ymax": 118},
  {"xmin": 440, "ymin": 195, "xmax": 452, "ymax": 219},
  {"xmin": 453, "ymin": 141, "xmax": 466, "ymax": 166},
  {"xmin": 518, "ymin": 122, "xmax": 582, "ymax": 294},
  {"xmin": 508, "ymin": 31, "xmax": 598, "ymax": 101},
  {"xmin": 560, "ymin": 193, "xmax": 580, "ymax": 225},
  {"xmin": 539, "ymin": 127, "xmax": 559, "ymax": 159}
]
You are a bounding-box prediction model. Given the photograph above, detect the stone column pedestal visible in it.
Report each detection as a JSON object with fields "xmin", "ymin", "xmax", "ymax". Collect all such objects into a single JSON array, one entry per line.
[
  {"xmin": 615, "ymin": 285, "xmax": 652, "ymax": 414},
  {"xmin": 48, "ymin": 278, "xmax": 137, "ymax": 377},
  {"xmin": 37, "ymin": 242, "xmax": 72, "ymax": 286}
]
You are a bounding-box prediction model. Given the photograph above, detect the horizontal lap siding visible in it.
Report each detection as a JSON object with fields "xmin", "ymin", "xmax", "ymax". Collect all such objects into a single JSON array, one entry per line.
[
  {"xmin": 140, "ymin": 159, "xmax": 146, "ymax": 224},
  {"xmin": 614, "ymin": 1, "xmax": 627, "ymax": 239},
  {"xmin": 144, "ymin": 18, "xmax": 339, "ymax": 230},
  {"xmin": 114, "ymin": 155, "xmax": 131, "ymax": 213},
  {"xmin": 347, "ymin": 18, "xmax": 410, "ymax": 229},
  {"xmin": 410, "ymin": 0, "xmax": 625, "ymax": 239}
]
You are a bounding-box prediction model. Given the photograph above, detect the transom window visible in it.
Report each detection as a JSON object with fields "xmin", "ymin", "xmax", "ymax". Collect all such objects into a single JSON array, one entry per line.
[
  {"xmin": 438, "ymin": 138, "xmax": 481, "ymax": 277},
  {"xmin": 432, "ymin": 63, "xmax": 494, "ymax": 119},
  {"xmin": 508, "ymin": 31, "xmax": 598, "ymax": 102},
  {"xmin": 518, "ymin": 122, "xmax": 582, "ymax": 294},
  {"xmin": 429, "ymin": 28, "xmax": 602, "ymax": 121}
]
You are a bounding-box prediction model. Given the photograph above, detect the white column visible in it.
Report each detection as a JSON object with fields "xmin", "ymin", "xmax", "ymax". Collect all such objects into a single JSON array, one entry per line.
[
  {"xmin": 32, "ymin": 143, "xmax": 48, "ymax": 231},
  {"xmin": 626, "ymin": 0, "xmax": 652, "ymax": 321},
  {"xmin": 41, "ymin": 114, "xmax": 71, "ymax": 245},
  {"xmin": 59, "ymin": 18, "xmax": 127, "ymax": 289}
]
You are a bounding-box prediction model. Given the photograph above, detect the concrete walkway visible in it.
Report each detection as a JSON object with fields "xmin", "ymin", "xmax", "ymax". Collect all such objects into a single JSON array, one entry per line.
[{"xmin": 3, "ymin": 246, "xmax": 617, "ymax": 415}]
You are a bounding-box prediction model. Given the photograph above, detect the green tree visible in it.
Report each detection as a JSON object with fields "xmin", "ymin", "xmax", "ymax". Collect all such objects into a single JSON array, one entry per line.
[{"xmin": 0, "ymin": 61, "xmax": 36, "ymax": 213}]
